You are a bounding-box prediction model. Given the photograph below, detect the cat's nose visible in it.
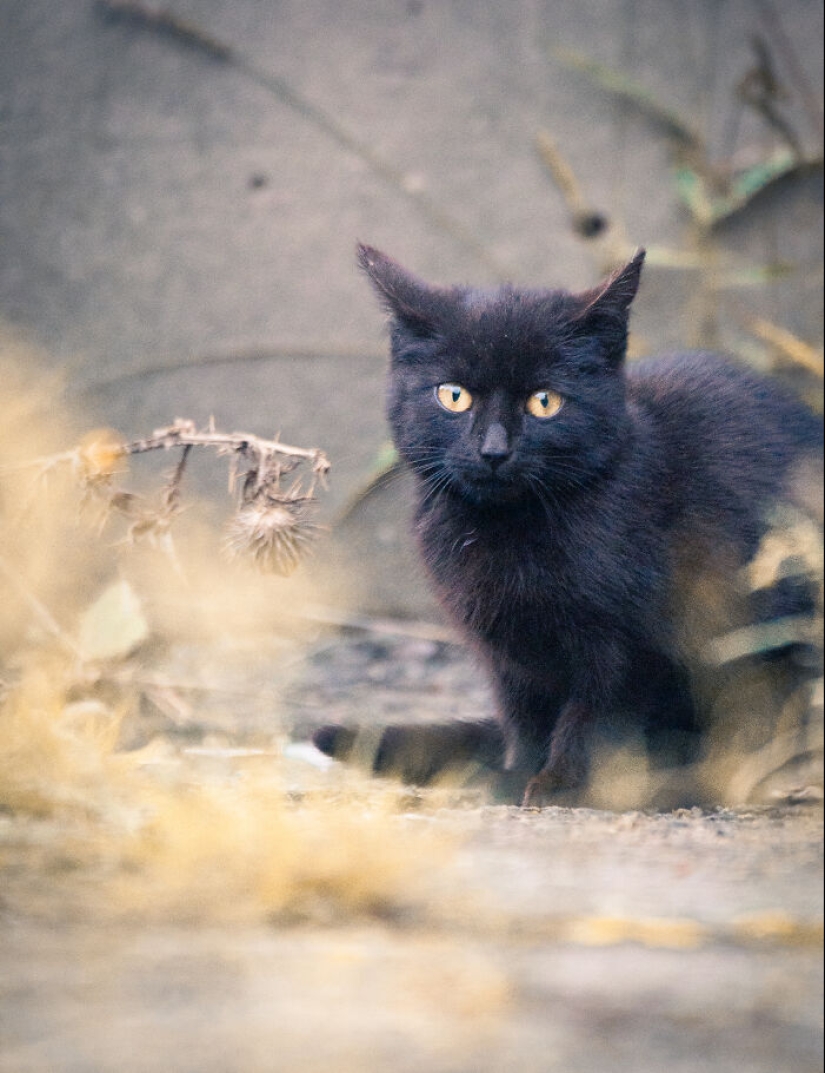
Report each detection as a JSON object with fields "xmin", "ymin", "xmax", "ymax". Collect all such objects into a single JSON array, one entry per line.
[{"xmin": 480, "ymin": 422, "xmax": 511, "ymax": 468}]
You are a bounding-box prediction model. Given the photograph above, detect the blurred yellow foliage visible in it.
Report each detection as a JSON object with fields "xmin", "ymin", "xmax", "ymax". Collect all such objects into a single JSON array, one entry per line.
[{"xmin": 0, "ymin": 330, "xmax": 449, "ymax": 927}]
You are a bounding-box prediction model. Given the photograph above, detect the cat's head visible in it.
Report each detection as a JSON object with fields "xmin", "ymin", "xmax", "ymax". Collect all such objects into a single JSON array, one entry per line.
[{"xmin": 358, "ymin": 245, "xmax": 645, "ymax": 507}]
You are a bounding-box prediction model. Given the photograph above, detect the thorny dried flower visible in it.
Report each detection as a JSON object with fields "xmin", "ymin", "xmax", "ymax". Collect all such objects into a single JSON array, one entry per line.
[
  {"xmin": 10, "ymin": 420, "xmax": 330, "ymax": 575},
  {"xmin": 224, "ymin": 486, "xmax": 319, "ymax": 576},
  {"xmin": 77, "ymin": 429, "xmax": 127, "ymax": 478},
  {"xmin": 71, "ymin": 430, "xmax": 129, "ymax": 505}
]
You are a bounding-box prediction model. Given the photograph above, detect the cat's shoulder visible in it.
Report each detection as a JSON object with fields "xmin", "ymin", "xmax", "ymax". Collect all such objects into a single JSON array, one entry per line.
[{"xmin": 627, "ymin": 350, "xmax": 809, "ymax": 412}]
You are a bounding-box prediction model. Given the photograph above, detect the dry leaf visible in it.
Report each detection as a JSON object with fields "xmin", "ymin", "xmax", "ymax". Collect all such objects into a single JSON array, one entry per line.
[{"xmin": 77, "ymin": 579, "xmax": 149, "ymax": 661}]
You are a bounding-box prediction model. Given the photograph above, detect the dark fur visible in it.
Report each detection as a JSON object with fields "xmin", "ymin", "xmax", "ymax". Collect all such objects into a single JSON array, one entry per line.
[{"xmin": 316, "ymin": 246, "xmax": 823, "ymax": 806}]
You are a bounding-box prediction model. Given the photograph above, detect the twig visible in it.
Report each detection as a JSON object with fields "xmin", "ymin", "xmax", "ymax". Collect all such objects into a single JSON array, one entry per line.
[
  {"xmin": 745, "ymin": 316, "xmax": 825, "ymax": 378},
  {"xmin": 300, "ymin": 604, "xmax": 458, "ymax": 645},
  {"xmin": 3, "ymin": 421, "xmax": 329, "ymax": 486},
  {"xmin": 674, "ymin": 151, "xmax": 822, "ymax": 230},
  {"xmin": 120, "ymin": 422, "xmax": 330, "ymax": 573},
  {"xmin": 554, "ymin": 48, "xmax": 704, "ymax": 153},
  {"xmin": 120, "ymin": 420, "xmax": 330, "ymax": 481},
  {"xmin": 703, "ymin": 614, "xmax": 820, "ymax": 666},
  {"xmin": 2, "ymin": 420, "xmax": 332, "ymax": 575},
  {"xmin": 736, "ymin": 35, "xmax": 804, "ymax": 159},
  {"xmin": 756, "ymin": 0, "xmax": 824, "ymax": 144},
  {"xmin": 94, "ymin": 0, "xmax": 231, "ymax": 58},
  {"xmin": 535, "ymin": 131, "xmax": 610, "ymax": 240}
]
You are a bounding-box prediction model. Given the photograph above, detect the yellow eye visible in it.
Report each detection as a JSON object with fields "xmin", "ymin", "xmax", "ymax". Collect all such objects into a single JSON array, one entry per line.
[
  {"xmin": 436, "ymin": 383, "xmax": 473, "ymax": 413},
  {"xmin": 525, "ymin": 389, "xmax": 564, "ymax": 419}
]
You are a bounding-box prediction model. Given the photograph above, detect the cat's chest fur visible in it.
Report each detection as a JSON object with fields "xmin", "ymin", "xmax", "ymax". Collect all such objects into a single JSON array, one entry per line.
[{"xmin": 414, "ymin": 449, "xmax": 670, "ymax": 663}]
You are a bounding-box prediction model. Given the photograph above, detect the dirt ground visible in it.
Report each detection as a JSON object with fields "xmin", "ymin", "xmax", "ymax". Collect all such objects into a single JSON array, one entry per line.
[
  {"xmin": 1, "ymin": 631, "xmax": 822, "ymax": 1073},
  {"xmin": 1, "ymin": 809, "xmax": 822, "ymax": 1073}
]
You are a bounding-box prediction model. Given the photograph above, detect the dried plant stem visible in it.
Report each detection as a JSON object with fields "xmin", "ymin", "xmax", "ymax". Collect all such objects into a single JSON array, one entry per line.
[
  {"xmin": 554, "ymin": 48, "xmax": 704, "ymax": 152},
  {"xmin": 535, "ymin": 130, "xmax": 639, "ymax": 268},
  {"xmin": 2, "ymin": 420, "xmax": 331, "ymax": 575},
  {"xmin": 1, "ymin": 423, "xmax": 330, "ymax": 487},
  {"xmin": 746, "ymin": 317, "xmax": 825, "ymax": 378},
  {"xmin": 300, "ymin": 604, "xmax": 457, "ymax": 645},
  {"xmin": 755, "ymin": 0, "xmax": 824, "ymax": 143},
  {"xmin": 121, "ymin": 421, "xmax": 330, "ymax": 482},
  {"xmin": 94, "ymin": 0, "xmax": 231, "ymax": 59},
  {"xmin": 115, "ymin": 422, "xmax": 330, "ymax": 573},
  {"xmin": 536, "ymin": 130, "xmax": 593, "ymax": 222}
]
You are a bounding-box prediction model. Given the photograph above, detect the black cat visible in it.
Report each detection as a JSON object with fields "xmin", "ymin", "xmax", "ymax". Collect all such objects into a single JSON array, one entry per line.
[{"xmin": 315, "ymin": 246, "xmax": 822, "ymax": 806}]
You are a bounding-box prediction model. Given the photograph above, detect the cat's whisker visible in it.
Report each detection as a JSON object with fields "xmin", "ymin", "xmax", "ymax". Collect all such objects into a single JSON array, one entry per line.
[{"xmin": 419, "ymin": 468, "xmax": 455, "ymax": 508}]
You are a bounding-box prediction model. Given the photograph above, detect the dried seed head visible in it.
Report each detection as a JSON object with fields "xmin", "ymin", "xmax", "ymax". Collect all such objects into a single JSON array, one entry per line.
[
  {"xmin": 77, "ymin": 429, "xmax": 127, "ymax": 483},
  {"xmin": 224, "ymin": 498, "xmax": 316, "ymax": 575}
]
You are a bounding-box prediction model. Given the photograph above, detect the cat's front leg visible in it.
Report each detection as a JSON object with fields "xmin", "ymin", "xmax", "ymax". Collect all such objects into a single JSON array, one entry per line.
[
  {"xmin": 487, "ymin": 656, "xmax": 568, "ymax": 791},
  {"xmin": 519, "ymin": 633, "xmax": 629, "ymax": 806},
  {"xmin": 520, "ymin": 700, "xmax": 592, "ymax": 807}
]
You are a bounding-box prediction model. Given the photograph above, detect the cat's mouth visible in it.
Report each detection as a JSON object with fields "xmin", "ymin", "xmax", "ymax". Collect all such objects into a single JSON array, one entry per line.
[{"xmin": 456, "ymin": 466, "xmax": 526, "ymax": 505}]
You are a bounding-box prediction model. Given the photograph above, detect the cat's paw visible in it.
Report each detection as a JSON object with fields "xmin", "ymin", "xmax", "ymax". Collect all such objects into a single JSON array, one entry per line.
[
  {"xmin": 521, "ymin": 769, "xmax": 581, "ymax": 808},
  {"xmin": 312, "ymin": 724, "xmax": 357, "ymax": 760}
]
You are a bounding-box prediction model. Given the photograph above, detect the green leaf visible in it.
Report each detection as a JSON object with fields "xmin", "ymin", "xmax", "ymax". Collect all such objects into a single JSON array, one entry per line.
[{"xmin": 676, "ymin": 152, "xmax": 823, "ymax": 228}]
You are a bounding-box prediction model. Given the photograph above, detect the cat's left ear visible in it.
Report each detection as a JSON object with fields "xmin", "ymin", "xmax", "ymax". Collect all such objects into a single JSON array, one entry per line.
[
  {"xmin": 578, "ymin": 249, "xmax": 646, "ymax": 316},
  {"xmin": 572, "ymin": 249, "xmax": 646, "ymax": 363}
]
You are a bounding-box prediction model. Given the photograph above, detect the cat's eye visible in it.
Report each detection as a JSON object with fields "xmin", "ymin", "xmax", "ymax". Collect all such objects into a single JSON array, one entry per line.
[
  {"xmin": 525, "ymin": 389, "xmax": 564, "ymax": 419},
  {"xmin": 436, "ymin": 383, "xmax": 473, "ymax": 414}
]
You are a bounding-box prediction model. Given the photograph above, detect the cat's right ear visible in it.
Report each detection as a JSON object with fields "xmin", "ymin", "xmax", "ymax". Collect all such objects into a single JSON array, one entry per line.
[{"xmin": 357, "ymin": 244, "xmax": 444, "ymax": 338}]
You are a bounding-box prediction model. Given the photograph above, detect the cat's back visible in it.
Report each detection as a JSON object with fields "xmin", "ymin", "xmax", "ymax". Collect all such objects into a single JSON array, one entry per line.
[
  {"xmin": 628, "ymin": 351, "xmax": 821, "ymax": 462},
  {"xmin": 626, "ymin": 352, "xmax": 822, "ymax": 544}
]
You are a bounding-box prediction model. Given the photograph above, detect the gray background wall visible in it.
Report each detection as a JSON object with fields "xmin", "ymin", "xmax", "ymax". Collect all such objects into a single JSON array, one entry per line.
[{"xmin": 2, "ymin": 0, "xmax": 822, "ymax": 614}]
